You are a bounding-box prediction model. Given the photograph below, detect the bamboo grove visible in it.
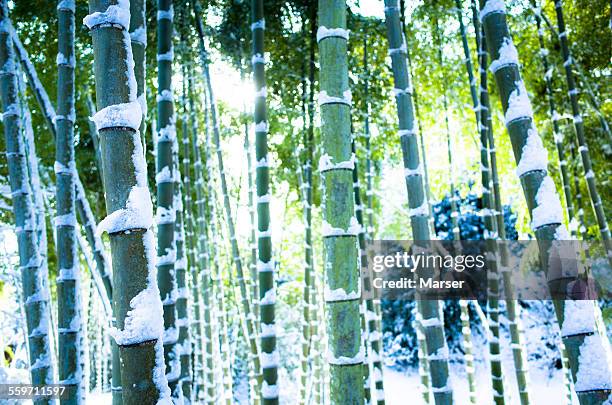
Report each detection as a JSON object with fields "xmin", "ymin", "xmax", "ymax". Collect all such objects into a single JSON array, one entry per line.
[{"xmin": 0, "ymin": 0, "xmax": 610, "ymax": 404}]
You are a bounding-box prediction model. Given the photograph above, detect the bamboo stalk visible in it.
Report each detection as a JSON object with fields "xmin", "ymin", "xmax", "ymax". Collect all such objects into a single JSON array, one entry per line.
[{"xmin": 384, "ymin": 2, "xmax": 454, "ymax": 403}]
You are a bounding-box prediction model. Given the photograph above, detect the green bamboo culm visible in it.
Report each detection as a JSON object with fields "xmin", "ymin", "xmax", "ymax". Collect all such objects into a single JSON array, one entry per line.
[
  {"xmin": 56, "ymin": 0, "xmax": 82, "ymax": 401},
  {"xmin": 531, "ymin": 1, "xmax": 575, "ymax": 235},
  {"xmin": 204, "ymin": 145, "xmax": 234, "ymax": 404},
  {"xmin": 553, "ymin": 0, "xmax": 612, "ymax": 266},
  {"xmin": 354, "ymin": 142, "xmax": 387, "ymax": 405},
  {"xmin": 173, "ymin": 132, "xmax": 192, "ymax": 402},
  {"xmin": 352, "ymin": 141, "xmax": 372, "ymax": 405},
  {"xmin": 454, "ymin": 7, "xmax": 482, "ymax": 400},
  {"xmin": 190, "ymin": 72, "xmax": 215, "ymax": 405},
  {"xmin": 251, "ymin": 1, "xmax": 279, "ymax": 402},
  {"xmin": 156, "ymin": 0, "xmax": 180, "ymax": 398},
  {"xmin": 432, "ymin": 7, "xmax": 460, "ymax": 241},
  {"xmin": 360, "ymin": 36, "xmax": 387, "ymax": 405},
  {"xmin": 400, "ymin": 0, "xmax": 434, "ymax": 234},
  {"xmin": 470, "ymin": 4, "xmax": 532, "ymax": 402},
  {"xmin": 298, "ymin": 12, "xmax": 317, "ymax": 404},
  {"xmin": 181, "ymin": 64, "xmax": 206, "ymax": 400},
  {"xmin": 481, "ymin": 5, "xmax": 532, "ymax": 403},
  {"xmin": 317, "ymin": 1, "xmax": 364, "ymax": 404},
  {"xmin": 84, "ymin": 0, "xmax": 171, "ymax": 402},
  {"xmin": 383, "ymin": 1, "xmax": 454, "ymax": 403},
  {"xmin": 474, "ymin": 18, "xmax": 506, "ymax": 405},
  {"xmin": 0, "ymin": 3, "xmax": 56, "ymax": 402},
  {"xmin": 192, "ymin": 4, "xmax": 263, "ymax": 398},
  {"xmin": 479, "ymin": 1, "xmax": 612, "ymax": 404}
]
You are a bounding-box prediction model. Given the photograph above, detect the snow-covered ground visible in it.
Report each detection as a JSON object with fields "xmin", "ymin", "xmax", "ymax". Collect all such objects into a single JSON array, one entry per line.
[{"xmin": 383, "ymin": 362, "xmax": 575, "ymax": 405}]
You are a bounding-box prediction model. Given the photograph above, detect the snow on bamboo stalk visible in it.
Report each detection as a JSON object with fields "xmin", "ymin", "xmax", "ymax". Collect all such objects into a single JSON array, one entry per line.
[
  {"xmin": 56, "ymin": 0, "xmax": 83, "ymax": 400},
  {"xmin": 532, "ymin": 4, "xmax": 575, "ymax": 236},
  {"xmin": 383, "ymin": 1, "xmax": 454, "ymax": 403},
  {"xmin": 192, "ymin": 0, "xmax": 262, "ymax": 394},
  {"xmin": 554, "ymin": 0, "xmax": 612, "ymax": 264},
  {"xmin": 17, "ymin": 73, "xmax": 50, "ymax": 318},
  {"xmin": 0, "ymin": 3, "xmax": 55, "ymax": 399},
  {"xmin": 359, "ymin": 37, "xmax": 387, "ymax": 404},
  {"xmin": 353, "ymin": 142, "xmax": 387, "ymax": 404},
  {"xmin": 84, "ymin": 0, "xmax": 170, "ymax": 402},
  {"xmin": 184, "ymin": 66, "xmax": 207, "ymax": 400},
  {"xmin": 474, "ymin": 19, "xmax": 506, "ymax": 405},
  {"xmin": 192, "ymin": 79, "xmax": 215, "ymax": 405},
  {"xmin": 83, "ymin": 92, "xmax": 122, "ymax": 405},
  {"xmin": 479, "ymin": 2, "xmax": 612, "ymax": 404},
  {"xmin": 251, "ymin": 1, "xmax": 278, "ymax": 403},
  {"xmin": 155, "ymin": 0, "xmax": 180, "ymax": 397},
  {"xmin": 245, "ymin": 103, "xmax": 259, "ymax": 335},
  {"xmin": 179, "ymin": 69, "xmax": 203, "ymax": 399},
  {"xmin": 454, "ymin": 9, "xmax": 480, "ymax": 401},
  {"xmin": 317, "ymin": 2, "xmax": 364, "ymax": 403},
  {"xmin": 129, "ymin": 0, "xmax": 146, "ymax": 146},
  {"xmin": 472, "ymin": 4, "xmax": 532, "ymax": 402},
  {"xmin": 173, "ymin": 133, "xmax": 192, "ymax": 403},
  {"xmin": 298, "ymin": 15, "xmax": 317, "ymax": 405},
  {"xmin": 204, "ymin": 130, "xmax": 234, "ymax": 405}
]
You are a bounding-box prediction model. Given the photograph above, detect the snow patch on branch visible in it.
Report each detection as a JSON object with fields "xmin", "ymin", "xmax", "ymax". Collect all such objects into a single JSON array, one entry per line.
[
  {"xmin": 130, "ymin": 26, "xmax": 146, "ymax": 46},
  {"xmin": 257, "ymin": 260, "xmax": 274, "ymax": 273},
  {"xmin": 489, "ymin": 37, "xmax": 518, "ymax": 73},
  {"xmin": 251, "ymin": 19, "xmax": 265, "ymax": 31},
  {"xmin": 316, "ymin": 26, "xmax": 349, "ymax": 42},
  {"xmin": 324, "ymin": 284, "xmax": 361, "ymax": 302},
  {"xmin": 157, "ymin": 89, "xmax": 174, "ymax": 103},
  {"xmin": 254, "ymin": 121, "xmax": 268, "ymax": 132},
  {"xmin": 251, "ymin": 53, "xmax": 267, "ymax": 65},
  {"xmin": 259, "ymin": 289, "xmax": 276, "ymax": 305},
  {"xmin": 531, "ymin": 176, "xmax": 563, "ymax": 230},
  {"xmin": 83, "ymin": 0, "xmax": 130, "ymax": 30},
  {"xmin": 260, "ymin": 322, "xmax": 276, "ymax": 338},
  {"xmin": 321, "ymin": 216, "xmax": 361, "ymax": 237},
  {"xmin": 318, "ymin": 90, "xmax": 352, "ymax": 106},
  {"xmin": 561, "ymin": 301, "xmax": 596, "ymax": 337},
  {"xmin": 327, "ymin": 344, "xmax": 364, "ymax": 365},
  {"xmin": 260, "ymin": 350, "xmax": 279, "ymax": 369},
  {"xmin": 515, "ymin": 125, "xmax": 548, "ymax": 177},
  {"xmin": 480, "ymin": 0, "xmax": 507, "ymax": 21},
  {"xmin": 157, "ymin": 49, "xmax": 174, "ymax": 62},
  {"xmin": 157, "ymin": 6, "xmax": 174, "ymax": 21},
  {"xmin": 91, "ymin": 101, "xmax": 142, "ymax": 131},
  {"xmin": 54, "ymin": 214, "xmax": 77, "ymax": 227},
  {"xmin": 54, "ymin": 161, "xmax": 75, "ymax": 175},
  {"xmin": 504, "ymin": 81, "xmax": 532, "ymax": 124},
  {"xmin": 56, "ymin": 53, "xmax": 75, "ymax": 68},
  {"xmin": 57, "ymin": 0, "xmax": 75, "ymax": 11},
  {"xmin": 574, "ymin": 334, "xmax": 612, "ymax": 393},
  {"xmin": 404, "ymin": 164, "xmax": 422, "ymax": 177},
  {"xmin": 261, "ymin": 381, "xmax": 279, "ymax": 399},
  {"xmin": 97, "ymin": 186, "xmax": 153, "ymax": 234},
  {"xmin": 318, "ymin": 153, "xmax": 355, "ymax": 172},
  {"xmin": 408, "ymin": 200, "xmax": 428, "ymax": 217},
  {"xmin": 156, "ymin": 166, "xmax": 173, "ymax": 184}
]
